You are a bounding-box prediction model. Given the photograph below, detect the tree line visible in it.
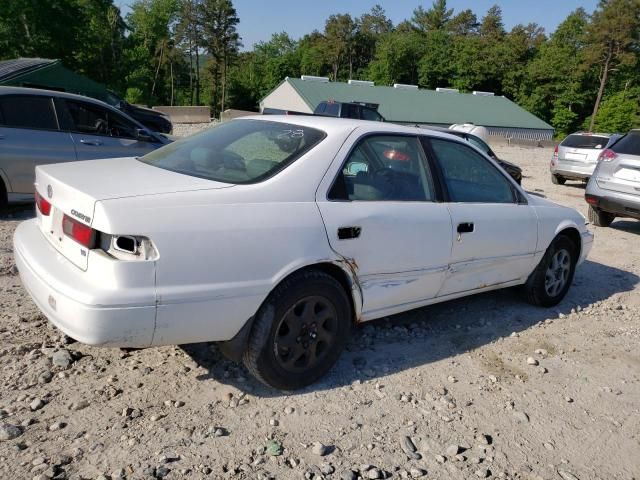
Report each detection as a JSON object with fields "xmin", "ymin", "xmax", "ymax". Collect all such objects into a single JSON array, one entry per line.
[{"xmin": 1, "ymin": 0, "xmax": 639, "ymax": 136}]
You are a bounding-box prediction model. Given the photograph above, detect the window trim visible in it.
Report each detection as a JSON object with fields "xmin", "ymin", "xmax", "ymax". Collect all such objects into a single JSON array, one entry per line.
[
  {"xmin": 423, "ymin": 136, "xmax": 525, "ymax": 205},
  {"xmin": 0, "ymin": 94, "xmax": 61, "ymax": 132},
  {"xmin": 326, "ymin": 132, "xmax": 443, "ymax": 203}
]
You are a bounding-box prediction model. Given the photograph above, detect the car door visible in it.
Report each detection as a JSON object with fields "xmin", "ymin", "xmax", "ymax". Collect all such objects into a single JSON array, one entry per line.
[
  {"xmin": 424, "ymin": 137, "xmax": 538, "ymax": 297},
  {"xmin": 0, "ymin": 94, "xmax": 76, "ymax": 195},
  {"xmin": 58, "ymin": 98, "xmax": 160, "ymax": 160},
  {"xmin": 317, "ymin": 132, "xmax": 453, "ymax": 319}
]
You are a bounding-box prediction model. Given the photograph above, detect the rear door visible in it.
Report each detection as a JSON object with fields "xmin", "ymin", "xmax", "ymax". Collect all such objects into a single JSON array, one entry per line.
[
  {"xmin": 58, "ymin": 98, "xmax": 160, "ymax": 160},
  {"xmin": 0, "ymin": 94, "xmax": 76, "ymax": 194},
  {"xmin": 317, "ymin": 132, "xmax": 452, "ymax": 319},
  {"xmin": 424, "ymin": 137, "xmax": 538, "ymax": 297}
]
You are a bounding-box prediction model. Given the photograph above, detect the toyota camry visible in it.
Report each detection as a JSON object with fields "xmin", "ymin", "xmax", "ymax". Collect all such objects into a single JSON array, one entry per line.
[{"xmin": 14, "ymin": 116, "xmax": 593, "ymax": 390}]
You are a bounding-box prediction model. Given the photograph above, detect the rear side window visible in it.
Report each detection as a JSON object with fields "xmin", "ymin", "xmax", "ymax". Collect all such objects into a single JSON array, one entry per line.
[
  {"xmin": 0, "ymin": 95, "xmax": 58, "ymax": 130},
  {"xmin": 429, "ymin": 138, "xmax": 515, "ymax": 204},
  {"xmin": 561, "ymin": 134, "xmax": 609, "ymax": 149},
  {"xmin": 611, "ymin": 131, "xmax": 640, "ymax": 156},
  {"xmin": 140, "ymin": 119, "xmax": 325, "ymax": 184},
  {"xmin": 324, "ymin": 103, "xmax": 339, "ymax": 116},
  {"xmin": 329, "ymin": 135, "xmax": 435, "ymax": 201},
  {"xmin": 361, "ymin": 108, "xmax": 383, "ymax": 122}
]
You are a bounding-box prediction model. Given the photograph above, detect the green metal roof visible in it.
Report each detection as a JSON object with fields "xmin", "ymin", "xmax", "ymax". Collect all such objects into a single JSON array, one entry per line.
[
  {"xmin": 0, "ymin": 58, "xmax": 110, "ymax": 102},
  {"xmin": 286, "ymin": 78, "xmax": 553, "ymax": 131}
]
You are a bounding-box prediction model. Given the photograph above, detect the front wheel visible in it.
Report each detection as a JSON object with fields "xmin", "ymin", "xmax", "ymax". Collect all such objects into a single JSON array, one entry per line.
[
  {"xmin": 588, "ymin": 205, "xmax": 615, "ymax": 227},
  {"xmin": 525, "ymin": 234, "xmax": 577, "ymax": 307},
  {"xmin": 243, "ymin": 270, "xmax": 351, "ymax": 390}
]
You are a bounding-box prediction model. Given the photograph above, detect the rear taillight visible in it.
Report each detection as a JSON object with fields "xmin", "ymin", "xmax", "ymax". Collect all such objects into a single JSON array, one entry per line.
[
  {"xmin": 62, "ymin": 214, "xmax": 95, "ymax": 248},
  {"xmin": 598, "ymin": 149, "xmax": 617, "ymax": 162},
  {"xmin": 551, "ymin": 145, "xmax": 558, "ymax": 167},
  {"xmin": 35, "ymin": 190, "xmax": 51, "ymax": 216},
  {"xmin": 585, "ymin": 194, "xmax": 599, "ymax": 206}
]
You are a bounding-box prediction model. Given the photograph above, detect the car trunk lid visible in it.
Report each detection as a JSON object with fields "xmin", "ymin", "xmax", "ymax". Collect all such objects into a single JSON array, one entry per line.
[
  {"xmin": 559, "ymin": 135, "xmax": 610, "ymax": 164},
  {"xmin": 34, "ymin": 157, "xmax": 233, "ymax": 270},
  {"xmin": 596, "ymin": 152, "xmax": 640, "ymax": 197}
]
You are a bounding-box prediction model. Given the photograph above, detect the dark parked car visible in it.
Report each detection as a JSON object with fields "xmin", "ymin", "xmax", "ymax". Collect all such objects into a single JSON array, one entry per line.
[
  {"xmin": 423, "ymin": 126, "xmax": 523, "ymax": 185},
  {"xmin": 104, "ymin": 92, "xmax": 173, "ymax": 134}
]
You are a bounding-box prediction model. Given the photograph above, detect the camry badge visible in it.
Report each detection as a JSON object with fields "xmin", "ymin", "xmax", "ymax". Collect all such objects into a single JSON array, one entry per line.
[{"xmin": 47, "ymin": 185, "xmax": 53, "ymax": 199}]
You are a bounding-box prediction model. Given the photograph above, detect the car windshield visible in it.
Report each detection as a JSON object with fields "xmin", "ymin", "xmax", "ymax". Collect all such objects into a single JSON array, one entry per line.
[
  {"xmin": 139, "ymin": 119, "xmax": 326, "ymax": 184},
  {"xmin": 611, "ymin": 131, "xmax": 640, "ymax": 156},
  {"xmin": 561, "ymin": 134, "xmax": 610, "ymax": 149}
]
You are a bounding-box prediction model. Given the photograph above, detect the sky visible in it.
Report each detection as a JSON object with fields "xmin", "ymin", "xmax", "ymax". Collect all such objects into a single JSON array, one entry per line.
[{"xmin": 115, "ymin": 0, "xmax": 600, "ymax": 51}]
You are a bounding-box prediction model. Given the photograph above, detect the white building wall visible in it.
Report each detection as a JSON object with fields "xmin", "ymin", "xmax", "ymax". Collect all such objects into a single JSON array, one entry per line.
[{"xmin": 260, "ymin": 81, "xmax": 313, "ymax": 113}]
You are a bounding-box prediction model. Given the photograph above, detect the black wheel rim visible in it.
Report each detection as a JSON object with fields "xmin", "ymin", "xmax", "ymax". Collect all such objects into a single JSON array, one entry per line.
[{"xmin": 273, "ymin": 295, "xmax": 338, "ymax": 374}]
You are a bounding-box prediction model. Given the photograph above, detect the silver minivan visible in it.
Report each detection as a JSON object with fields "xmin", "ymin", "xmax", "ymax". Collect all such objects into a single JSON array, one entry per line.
[
  {"xmin": 585, "ymin": 130, "xmax": 640, "ymax": 226},
  {"xmin": 0, "ymin": 86, "xmax": 169, "ymax": 211},
  {"xmin": 550, "ymin": 132, "xmax": 620, "ymax": 185}
]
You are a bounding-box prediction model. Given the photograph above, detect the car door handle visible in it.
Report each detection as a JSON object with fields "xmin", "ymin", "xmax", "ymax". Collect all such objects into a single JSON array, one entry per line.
[
  {"xmin": 80, "ymin": 139, "xmax": 103, "ymax": 146},
  {"xmin": 457, "ymin": 222, "xmax": 474, "ymax": 233},
  {"xmin": 338, "ymin": 226, "xmax": 361, "ymax": 240}
]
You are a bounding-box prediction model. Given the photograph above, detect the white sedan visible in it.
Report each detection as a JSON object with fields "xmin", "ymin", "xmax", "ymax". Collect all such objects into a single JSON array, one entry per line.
[{"xmin": 14, "ymin": 116, "xmax": 593, "ymax": 390}]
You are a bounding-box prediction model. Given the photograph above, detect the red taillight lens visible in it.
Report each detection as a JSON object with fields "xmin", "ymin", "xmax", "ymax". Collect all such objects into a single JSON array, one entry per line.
[
  {"xmin": 62, "ymin": 214, "xmax": 95, "ymax": 248},
  {"xmin": 585, "ymin": 194, "xmax": 599, "ymax": 206},
  {"xmin": 598, "ymin": 149, "xmax": 617, "ymax": 162},
  {"xmin": 35, "ymin": 190, "xmax": 51, "ymax": 216},
  {"xmin": 553, "ymin": 145, "xmax": 558, "ymax": 158},
  {"xmin": 383, "ymin": 149, "xmax": 410, "ymax": 161}
]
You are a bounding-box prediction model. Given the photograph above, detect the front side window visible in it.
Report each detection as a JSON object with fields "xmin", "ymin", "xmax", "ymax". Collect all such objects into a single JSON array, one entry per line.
[
  {"xmin": 329, "ymin": 135, "xmax": 435, "ymax": 201},
  {"xmin": 0, "ymin": 95, "xmax": 58, "ymax": 130},
  {"xmin": 429, "ymin": 138, "xmax": 515, "ymax": 204},
  {"xmin": 65, "ymin": 100, "xmax": 137, "ymax": 139},
  {"xmin": 140, "ymin": 119, "xmax": 325, "ymax": 184}
]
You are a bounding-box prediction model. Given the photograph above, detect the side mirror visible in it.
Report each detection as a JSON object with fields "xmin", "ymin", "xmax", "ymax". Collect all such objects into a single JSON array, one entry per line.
[{"xmin": 136, "ymin": 128, "xmax": 154, "ymax": 142}]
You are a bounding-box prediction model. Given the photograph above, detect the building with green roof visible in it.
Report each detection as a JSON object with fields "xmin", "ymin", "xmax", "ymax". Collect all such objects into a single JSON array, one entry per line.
[{"xmin": 260, "ymin": 76, "xmax": 554, "ymax": 140}]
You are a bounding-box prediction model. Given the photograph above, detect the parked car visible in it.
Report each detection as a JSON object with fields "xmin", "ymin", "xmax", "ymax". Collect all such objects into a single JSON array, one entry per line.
[
  {"xmin": 314, "ymin": 100, "xmax": 385, "ymax": 122},
  {"xmin": 423, "ymin": 125, "xmax": 523, "ymax": 184},
  {"xmin": 103, "ymin": 91, "xmax": 173, "ymax": 134},
  {"xmin": 550, "ymin": 132, "xmax": 621, "ymax": 185},
  {"xmin": 0, "ymin": 86, "xmax": 170, "ymax": 210},
  {"xmin": 585, "ymin": 129, "xmax": 640, "ymax": 226},
  {"xmin": 14, "ymin": 116, "xmax": 593, "ymax": 390}
]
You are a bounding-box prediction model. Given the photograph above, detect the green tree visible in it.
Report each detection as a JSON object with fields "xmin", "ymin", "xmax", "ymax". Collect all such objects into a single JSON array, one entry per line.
[
  {"xmin": 199, "ymin": 0, "xmax": 241, "ymax": 116},
  {"xmin": 588, "ymin": 88, "xmax": 640, "ymax": 132},
  {"xmin": 324, "ymin": 14, "xmax": 356, "ymax": 80},
  {"xmin": 412, "ymin": 0, "xmax": 453, "ymax": 32},
  {"xmin": 368, "ymin": 26, "xmax": 424, "ymax": 85},
  {"xmin": 583, "ymin": 0, "xmax": 640, "ymax": 131}
]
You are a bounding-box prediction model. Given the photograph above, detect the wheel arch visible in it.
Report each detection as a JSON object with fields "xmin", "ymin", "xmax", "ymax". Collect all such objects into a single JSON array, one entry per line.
[
  {"xmin": 555, "ymin": 225, "xmax": 582, "ymax": 260},
  {"xmin": 218, "ymin": 260, "xmax": 362, "ymax": 363}
]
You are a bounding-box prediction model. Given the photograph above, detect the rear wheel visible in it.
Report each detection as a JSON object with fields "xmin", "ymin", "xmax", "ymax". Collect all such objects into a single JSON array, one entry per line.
[
  {"xmin": 551, "ymin": 174, "xmax": 566, "ymax": 185},
  {"xmin": 588, "ymin": 205, "xmax": 615, "ymax": 227},
  {"xmin": 243, "ymin": 270, "xmax": 351, "ymax": 390},
  {"xmin": 525, "ymin": 234, "xmax": 577, "ymax": 307}
]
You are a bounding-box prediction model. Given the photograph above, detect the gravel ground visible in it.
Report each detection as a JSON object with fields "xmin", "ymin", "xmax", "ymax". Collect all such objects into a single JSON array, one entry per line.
[{"xmin": 0, "ymin": 137, "xmax": 638, "ymax": 480}]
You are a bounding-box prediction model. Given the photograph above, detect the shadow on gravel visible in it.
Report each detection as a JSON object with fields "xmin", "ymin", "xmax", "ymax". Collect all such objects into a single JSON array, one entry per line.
[
  {"xmin": 610, "ymin": 220, "xmax": 640, "ymax": 235},
  {"xmin": 1, "ymin": 203, "xmax": 35, "ymax": 220},
  {"xmin": 183, "ymin": 259, "xmax": 638, "ymax": 397}
]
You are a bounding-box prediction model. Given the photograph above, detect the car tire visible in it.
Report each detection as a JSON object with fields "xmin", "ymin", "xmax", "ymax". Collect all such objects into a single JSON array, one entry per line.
[
  {"xmin": 243, "ymin": 270, "xmax": 351, "ymax": 390},
  {"xmin": 524, "ymin": 234, "xmax": 577, "ymax": 307},
  {"xmin": 0, "ymin": 180, "xmax": 7, "ymax": 217},
  {"xmin": 587, "ymin": 205, "xmax": 615, "ymax": 227},
  {"xmin": 551, "ymin": 174, "xmax": 566, "ymax": 185}
]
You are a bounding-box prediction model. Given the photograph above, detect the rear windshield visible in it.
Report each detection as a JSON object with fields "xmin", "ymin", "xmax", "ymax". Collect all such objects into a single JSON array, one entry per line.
[
  {"xmin": 611, "ymin": 131, "xmax": 640, "ymax": 156},
  {"xmin": 560, "ymin": 134, "xmax": 609, "ymax": 149},
  {"xmin": 139, "ymin": 119, "xmax": 325, "ymax": 184}
]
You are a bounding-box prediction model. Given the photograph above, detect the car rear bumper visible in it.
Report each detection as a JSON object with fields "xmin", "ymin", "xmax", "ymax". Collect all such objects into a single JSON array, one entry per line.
[
  {"xmin": 551, "ymin": 160, "xmax": 596, "ymax": 179},
  {"xmin": 13, "ymin": 219, "xmax": 156, "ymax": 347},
  {"xmin": 585, "ymin": 192, "xmax": 640, "ymax": 220}
]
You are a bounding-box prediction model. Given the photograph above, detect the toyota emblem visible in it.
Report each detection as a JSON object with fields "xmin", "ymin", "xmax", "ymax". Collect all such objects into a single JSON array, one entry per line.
[{"xmin": 47, "ymin": 185, "xmax": 53, "ymax": 199}]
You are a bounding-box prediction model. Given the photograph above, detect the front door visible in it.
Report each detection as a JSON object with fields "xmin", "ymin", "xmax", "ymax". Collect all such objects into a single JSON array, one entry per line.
[
  {"xmin": 425, "ymin": 137, "xmax": 538, "ymax": 297},
  {"xmin": 59, "ymin": 99, "xmax": 159, "ymax": 161},
  {"xmin": 317, "ymin": 133, "xmax": 453, "ymax": 319}
]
